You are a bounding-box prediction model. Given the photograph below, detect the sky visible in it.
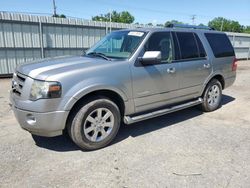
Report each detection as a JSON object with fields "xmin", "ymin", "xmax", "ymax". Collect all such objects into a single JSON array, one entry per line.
[{"xmin": 1, "ymin": 0, "xmax": 250, "ymax": 26}]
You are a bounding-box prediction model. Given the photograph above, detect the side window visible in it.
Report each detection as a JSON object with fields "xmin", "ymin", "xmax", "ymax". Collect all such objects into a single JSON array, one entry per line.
[
  {"xmin": 145, "ymin": 32, "xmax": 173, "ymax": 62},
  {"xmin": 176, "ymin": 32, "xmax": 199, "ymax": 59},
  {"xmin": 194, "ymin": 34, "xmax": 207, "ymax": 57},
  {"xmin": 205, "ymin": 33, "xmax": 235, "ymax": 58}
]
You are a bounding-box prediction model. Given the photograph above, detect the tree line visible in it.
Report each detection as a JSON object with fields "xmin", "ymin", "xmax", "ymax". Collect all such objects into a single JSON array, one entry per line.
[{"xmin": 91, "ymin": 11, "xmax": 250, "ymax": 34}]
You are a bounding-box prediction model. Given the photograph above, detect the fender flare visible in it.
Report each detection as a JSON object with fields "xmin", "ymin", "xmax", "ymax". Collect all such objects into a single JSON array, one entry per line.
[
  {"xmin": 63, "ymin": 84, "xmax": 128, "ymax": 111},
  {"xmin": 200, "ymin": 72, "xmax": 225, "ymax": 96}
]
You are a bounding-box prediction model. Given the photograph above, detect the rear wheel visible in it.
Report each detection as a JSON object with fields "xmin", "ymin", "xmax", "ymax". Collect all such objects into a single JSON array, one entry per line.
[
  {"xmin": 201, "ymin": 79, "xmax": 222, "ymax": 112},
  {"xmin": 68, "ymin": 97, "xmax": 121, "ymax": 150}
]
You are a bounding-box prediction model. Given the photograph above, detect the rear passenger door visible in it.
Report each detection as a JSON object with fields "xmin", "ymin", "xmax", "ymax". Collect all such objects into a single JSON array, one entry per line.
[{"xmin": 173, "ymin": 32, "xmax": 212, "ymax": 100}]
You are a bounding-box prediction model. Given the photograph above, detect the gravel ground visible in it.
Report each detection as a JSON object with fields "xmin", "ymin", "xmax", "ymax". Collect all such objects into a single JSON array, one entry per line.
[{"xmin": 0, "ymin": 61, "xmax": 250, "ymax": 188}]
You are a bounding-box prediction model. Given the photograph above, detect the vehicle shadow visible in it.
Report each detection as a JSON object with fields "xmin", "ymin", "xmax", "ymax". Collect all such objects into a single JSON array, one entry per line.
[
  {"xmin": 221, "ymin": 94, "xmax": 235, "ymax": 106},
  {"xmin": 113, "ymin": 94, "xmax": 235, "ymax": 145},
  {"xmin": 32, "ymin": 94, "xmax": 235, "ymax": 152},
  {"xmin": 31, "ymin": 134, "xmax": 80, "ymax": 152}
]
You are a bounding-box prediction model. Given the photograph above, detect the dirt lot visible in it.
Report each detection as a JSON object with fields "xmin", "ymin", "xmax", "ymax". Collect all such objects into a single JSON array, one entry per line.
[{"xmin": 0, "ymin": 61, "xmax": 250, "ymax": 188}]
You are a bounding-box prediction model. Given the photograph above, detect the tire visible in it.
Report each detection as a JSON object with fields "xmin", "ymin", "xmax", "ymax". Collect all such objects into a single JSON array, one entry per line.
[
  {"xmin": 68, "ymin": 97, "xmax": 121, "ymax": 150},
  {"xmin": 201, "ymin": 79, "xmax": 222, "ymax": 112}
]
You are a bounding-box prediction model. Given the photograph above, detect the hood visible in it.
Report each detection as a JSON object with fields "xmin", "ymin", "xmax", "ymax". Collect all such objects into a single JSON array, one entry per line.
[{"xmin": 17, "ymin": 55, "xmax": 108, "ymax": 80}]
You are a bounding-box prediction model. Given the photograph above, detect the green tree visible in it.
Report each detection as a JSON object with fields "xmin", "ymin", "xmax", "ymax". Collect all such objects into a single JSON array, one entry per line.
[
  {"xmin": 156, "ymin": 24, "xmax": 164, "ymax": 27},
  {"xmin": 52, "ymin": 14, "xmax": 66, "ymax": 18},
  {"xmin": 164, "ymin": 20, "xmax": 184, "ymax": 27},
  {"xmin": 119, "ymin": 11, "xmax": 134, "ymax": 24},
  {"xmin": 243, "ymin": 26, "xmax": 250, "ymax": 34},
  {"xmin": 92, "ymin": 11, "xmax": 134, "ymax": 24},
  {"xmin": 208, "ymin": 17, "xmax": 243, "ymax": 32}
]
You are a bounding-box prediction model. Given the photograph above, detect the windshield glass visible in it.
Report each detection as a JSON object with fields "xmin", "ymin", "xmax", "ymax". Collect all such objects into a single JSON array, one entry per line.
[{"xmin": 86, "ymin": 30, "xmax": 146, "ymax": 59}]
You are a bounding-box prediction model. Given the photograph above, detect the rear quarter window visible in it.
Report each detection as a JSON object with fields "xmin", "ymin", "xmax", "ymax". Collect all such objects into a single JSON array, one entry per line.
[
  {"xmin": 176, "ymin": 32, "xmax": 199, "ymax": 59},
  {"xmin": 205, "ymin": 33, "xmax": 235, "ymax": 58}
]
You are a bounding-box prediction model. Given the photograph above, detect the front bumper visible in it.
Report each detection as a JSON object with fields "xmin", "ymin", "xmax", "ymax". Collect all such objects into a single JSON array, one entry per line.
[{"xmin": 11, "ymin": 105, "xmax": 69, "ymax": 137}]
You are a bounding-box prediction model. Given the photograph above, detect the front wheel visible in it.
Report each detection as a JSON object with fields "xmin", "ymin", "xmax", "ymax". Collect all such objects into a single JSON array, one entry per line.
[
  {"xmin": 68, "ymin": 97, "xmax": 121, "ymax": 150},
  {"xmin": 201, "ymin": 79, "xmax": 222, "ymax": 112}
]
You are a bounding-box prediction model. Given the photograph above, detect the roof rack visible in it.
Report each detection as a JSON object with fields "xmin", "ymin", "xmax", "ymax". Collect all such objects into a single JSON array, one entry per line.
[{"xmin": 166, "ymin": 23, "xmax": 214, "ymax": 30}]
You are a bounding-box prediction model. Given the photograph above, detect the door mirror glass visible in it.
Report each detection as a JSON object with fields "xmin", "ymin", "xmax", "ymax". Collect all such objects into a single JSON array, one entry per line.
[{"xmin": 138, "ymin": 51, "xmax": 162, "ymax": 65}]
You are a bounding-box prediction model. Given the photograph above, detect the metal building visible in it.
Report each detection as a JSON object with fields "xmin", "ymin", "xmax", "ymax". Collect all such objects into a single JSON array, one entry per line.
[{"xmin": 0, "ymin": 12, "xmax": 250, "ymax": 75}]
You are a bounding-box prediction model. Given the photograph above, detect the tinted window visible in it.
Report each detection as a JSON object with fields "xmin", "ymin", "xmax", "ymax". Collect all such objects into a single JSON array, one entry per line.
[
  {"xmin": 194, "ymin": 34, "xmax": 206, "ymax": 57},
  {"xmin": 205, "ymin": 33, "xmax": 235, "ymax": 58},
  {"xmin": 176, "ymin": 32, "xmax": 199, "ymax": 59},
  {"xmin": 145, "ymin": 32, "xmax": 173, "ymax": 62}
]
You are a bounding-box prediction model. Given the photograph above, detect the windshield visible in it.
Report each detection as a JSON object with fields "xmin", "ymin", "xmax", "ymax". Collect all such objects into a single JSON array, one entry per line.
[{"xmin": 86, "ymin": 30, "xmax": 146, "ymax": 60}]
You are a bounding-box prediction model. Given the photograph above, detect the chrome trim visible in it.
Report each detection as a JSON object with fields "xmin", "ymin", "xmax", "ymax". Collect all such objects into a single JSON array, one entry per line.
[
  {"xmin": 12, "ymin": 72, "xmax": 27, "ymax": 96},
  {"xmin": 124, "ymin": 98, "xmax": 203, "ymax": 124}
]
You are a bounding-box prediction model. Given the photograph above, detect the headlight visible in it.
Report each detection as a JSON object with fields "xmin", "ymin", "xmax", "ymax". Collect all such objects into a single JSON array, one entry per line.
[{"xmin": 30, "ymin": 80, "xmax": 62, "ymax": 101}]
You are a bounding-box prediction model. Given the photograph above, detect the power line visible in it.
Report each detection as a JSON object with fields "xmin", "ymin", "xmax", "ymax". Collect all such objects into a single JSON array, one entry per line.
[
  {"xmin": 80, "ymin": 1, "xmax": 208, "ymax": 24},
  {"xmin": 0, "ymin": 10, "xmax": 52, "ymax": 16},
  {"xmin": 1, "ymin": 3, "xmax": 250, "ymax": 26},
  {"xmin": 83, "ymin": 0, "xmax": 250, "ymax": 23}
]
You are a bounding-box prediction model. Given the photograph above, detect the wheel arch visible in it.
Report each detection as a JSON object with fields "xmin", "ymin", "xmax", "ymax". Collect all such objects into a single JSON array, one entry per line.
[
  {"xmin": 212, "ymin": 74, "xmax": 225, "ymax": 89},
  {"xmin": 65, "ymin": 89, "xmax": 125, "ymax": 132},
  {"xmin": 202, "ymin": 74, "xmax": 225, "ymax": 96}
]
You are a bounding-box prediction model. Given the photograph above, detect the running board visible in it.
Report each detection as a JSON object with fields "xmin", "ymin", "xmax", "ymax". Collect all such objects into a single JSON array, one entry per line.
[{"xmin": 124, "ymin": 98, "xmax": 203, "ymax": 124}]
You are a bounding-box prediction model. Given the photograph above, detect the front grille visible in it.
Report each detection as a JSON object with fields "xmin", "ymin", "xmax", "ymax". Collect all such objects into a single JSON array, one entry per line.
[
  {"xmin": 17, "ymin": 74, "xmax": 26, "ymax": 82},
  {"xmin": 12, "ymin": 72, "xmax": 27, "ymax": 96}
]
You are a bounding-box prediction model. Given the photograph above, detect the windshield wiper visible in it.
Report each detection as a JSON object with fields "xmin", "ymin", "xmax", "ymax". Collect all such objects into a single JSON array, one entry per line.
[{"xmin": 86, "ymin": 52, "xmax": 111, "ymax": 61}]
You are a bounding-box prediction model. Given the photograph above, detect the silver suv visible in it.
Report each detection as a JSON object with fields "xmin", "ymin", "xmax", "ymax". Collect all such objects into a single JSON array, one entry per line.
[{"xmin": 10, "ymin": 26, "xmax": 237, "ymax": 150}]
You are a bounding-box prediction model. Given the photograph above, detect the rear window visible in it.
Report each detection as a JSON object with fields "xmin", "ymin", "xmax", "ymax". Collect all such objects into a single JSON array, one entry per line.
[
  {"xmin": 176, "ymin": 32, "xmax": 199, "ymax": 59},
  {"xmin": 205, "ymin": 33, "xmax": 235, "ymax": 58}
]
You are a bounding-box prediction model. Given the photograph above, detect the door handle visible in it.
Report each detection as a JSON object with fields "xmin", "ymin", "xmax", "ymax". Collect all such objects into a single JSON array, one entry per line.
[
  {"xmin": 203, "ymin": 63, "xmax": 211, "ymax": 69},
  {"xmin": 167, "ymin": 67, "xmax": 176, "ymax": 74}
]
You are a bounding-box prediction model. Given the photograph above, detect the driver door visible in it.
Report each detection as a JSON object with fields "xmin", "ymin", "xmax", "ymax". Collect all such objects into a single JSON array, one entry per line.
[{"xmin": 131, "ymin": 32, "xmax": 182, "ymax": 113}]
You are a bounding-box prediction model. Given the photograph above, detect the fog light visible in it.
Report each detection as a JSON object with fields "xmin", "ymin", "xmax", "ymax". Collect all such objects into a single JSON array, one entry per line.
[{"xmin": 26, "ymin": 114, "xmax": 36, "ymax": 126}]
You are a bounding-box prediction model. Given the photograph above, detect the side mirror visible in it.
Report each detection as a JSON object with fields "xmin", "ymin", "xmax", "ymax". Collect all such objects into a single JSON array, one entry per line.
[{"xmin": 138, "ymin": 51, "xmax": 162, "ymax": 65}]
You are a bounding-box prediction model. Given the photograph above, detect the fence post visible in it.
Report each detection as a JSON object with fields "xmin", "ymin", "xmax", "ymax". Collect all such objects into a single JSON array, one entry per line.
[
  {"xmin": 38, "ymin": 18, "xmax": 44, "ymax": 58},
  {"xmin": 105, "ymin": 22, "xmax": 108, "ymax": 34}
]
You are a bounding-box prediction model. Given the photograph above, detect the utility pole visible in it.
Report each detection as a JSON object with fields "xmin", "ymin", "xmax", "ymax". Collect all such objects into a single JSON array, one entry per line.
[
  {"xmin": 53, "ymin": 0, "xmax": 57, "ymax": 16},
  {"xmin": 220, "ymin": 19, "xmax": 224, "ymax": 31},
  {"xmin": 191, "ymin": 15, "xmax": 196, "ymax": 25},
  {"xmin": 109, "ymin": 10, "xmax": 112, "ymax": 33}
]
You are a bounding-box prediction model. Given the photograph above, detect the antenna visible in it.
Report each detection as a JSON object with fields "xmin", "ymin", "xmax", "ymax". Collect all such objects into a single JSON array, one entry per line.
[{"xmin": 53, "ymin": 0, "xmax": 57, "ymax": 16}]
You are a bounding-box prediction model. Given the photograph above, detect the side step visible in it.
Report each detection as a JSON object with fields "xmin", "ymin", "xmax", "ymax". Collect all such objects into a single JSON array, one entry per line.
[{"xmin": 124, "ymin": 98, "xmax": 203, "ymax": 124}]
